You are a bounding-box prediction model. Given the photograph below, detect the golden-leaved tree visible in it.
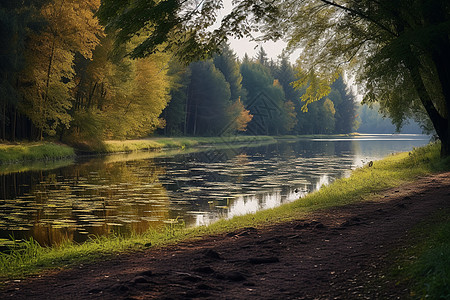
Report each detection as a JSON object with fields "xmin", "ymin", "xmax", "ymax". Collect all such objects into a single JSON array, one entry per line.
[
  {"xmin": 20, "ymin": 0, "xmax": 103, "ymax": 139},
  {"xmin": 69, "ymin": 33, "xmax": 172, "ymax": 143},
  {"xmin": 103, "ymin": 51, "xmax": 171, "ymax": 139},
  {"xmin": 226, "ymin": 98, "xmax": 253, "ymax": 133}
]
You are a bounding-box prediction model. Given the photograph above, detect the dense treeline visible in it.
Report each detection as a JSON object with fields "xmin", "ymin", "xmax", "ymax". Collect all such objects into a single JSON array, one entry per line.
[
  {"xmin": 162, "ymin": 46, "xmax": 358, "ymax": 136},
  {"xmin": 1, "ymin": 2, "xmax": 357, "ymax": 146},
  {"xmin": 0, "ymin": 0, "xmax": 171, "ymax": 147}
]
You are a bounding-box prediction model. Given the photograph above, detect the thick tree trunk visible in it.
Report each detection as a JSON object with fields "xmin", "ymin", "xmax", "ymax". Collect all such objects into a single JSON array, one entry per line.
[
  {"xmin": 404, "ymin": 49, "xmax": 449, "ymax": 157},
  {"xmin": 441, "ymin": 132, "xmax": 450, "ymax": 157},
  {"xmin": 421, "ymin": 2, "xmax": 450, "ymax": 157},
  {"xmin": 430, "ymin": 41, "xmax": 450, "ymax": 157}
]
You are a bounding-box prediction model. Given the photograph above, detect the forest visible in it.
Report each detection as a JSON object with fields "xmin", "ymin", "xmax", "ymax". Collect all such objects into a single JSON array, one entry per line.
[{"xmin": 0, "ymin": 0, "xmax": 361, "ymax": 148}]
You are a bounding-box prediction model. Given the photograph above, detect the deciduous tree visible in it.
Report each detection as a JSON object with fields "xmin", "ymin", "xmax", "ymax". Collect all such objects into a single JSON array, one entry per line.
[{"xmin": 20, "ymin": 0, "xmax": 103, "ymax": 139}]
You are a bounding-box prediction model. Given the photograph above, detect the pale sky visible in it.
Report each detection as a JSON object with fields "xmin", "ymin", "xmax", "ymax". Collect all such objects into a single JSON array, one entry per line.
[
  {"xmin": 227, "ymin": 36, "xmax": 285, "ymax": 61},
  {"xmin": 217, "ymin": 1, "xmax": 298, "ymax": 62},
  {"xmin": 228, "ymin": 38, "xmax": 297, "ymax": 62}
]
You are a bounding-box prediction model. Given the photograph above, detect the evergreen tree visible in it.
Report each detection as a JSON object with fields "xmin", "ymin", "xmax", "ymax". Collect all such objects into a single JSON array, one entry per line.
[
  {"xmin": 240, "ymin": 61, "xmax": 292, "ymax": 135},
  {"xmin": 330, "ymin": 77, "xmax": 357, "ymax": 134},
  {"xmin": 213, "ymin": 44, "xmax": 246, "ymax": 102},
  {"xmin": 255, "ymin": 47, "xmax": 268, "ymax": 66},
  {"xmin": 162, "ymin": 60, "xmax": 191, "ymax": 136},
  {"xmin": 186, "ymin": 60, "xmax": 231, "ymax": 136}
]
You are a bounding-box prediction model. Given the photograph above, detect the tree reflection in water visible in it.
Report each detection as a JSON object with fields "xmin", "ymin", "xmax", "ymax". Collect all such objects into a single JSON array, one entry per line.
[{"xmin": 0, "ymin": 135, "xmax": 429, "ymax": 246}]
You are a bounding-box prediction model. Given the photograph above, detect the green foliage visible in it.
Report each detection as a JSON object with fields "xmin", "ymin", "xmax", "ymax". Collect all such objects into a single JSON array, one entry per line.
[
  {"xmin": 293, "ymin": 66, "xmax": 339, "ymax": 113},
  {"xmin": 160, "ymin": 60, "xmax": 191, "ymax": 136},
  {"xmin": 69, "ymin": 33, "xmax": 172, "ymax": 141},
  {"xmin": 213, "ymin": 43, "xmax": 246, "ymax": 102},
  {"xmin": 103, "ymin": 53, "xmax": 171, "ymax": 139},
  {"xmin": 97, "ymin": 0, "xmax": 280, "ymax": 63},
  {"xmin": 185, "ymin": 60, "xmax": 231, "ymax": 135},
  {"xmin": 240, "ymin": 60, "xmax": 291, "ymax": 135},
  {"xmin": 19, "ymin": 0, "xmax": 103, "ymax": 139},
  {"xmin": 272, "ymin": 53, "xmax": 302, "ymax": 103},
  {"xmin": 392, "ymin": 210, "xmax": 450, "ymax": 299},
  {"xmin": 330, "ymin": 77, "xmax": 358, "ymax": 133}
]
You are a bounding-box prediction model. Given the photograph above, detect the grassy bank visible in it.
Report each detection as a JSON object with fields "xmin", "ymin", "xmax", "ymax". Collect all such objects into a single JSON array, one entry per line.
[
  {"xmin": 101, "ymin": 136, "xmax": 276, "ymax": 153},
  {"xmin": 0, "ymin": 142, "xmax": 75, "ymax": 164},
  {"xmin": 0, "ymin": 134, "xmax": 375, "ymax": 162},
  {"xmin": 1, "ymin": 142, "xmax": 449, "ymax": 284},
  {"xmin": 0, "ymin": 136, "xmax": 276, "ymax": 164}
]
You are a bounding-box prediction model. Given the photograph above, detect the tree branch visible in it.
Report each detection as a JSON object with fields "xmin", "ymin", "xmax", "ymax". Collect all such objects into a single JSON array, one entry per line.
[{"xmin": 318, "ymin": 0, "xmax": 397, "ymax": 37}]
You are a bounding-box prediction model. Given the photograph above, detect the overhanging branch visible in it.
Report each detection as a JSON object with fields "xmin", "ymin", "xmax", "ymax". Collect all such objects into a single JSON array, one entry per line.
[{"xmin": 318, "ymin": 0, "xmax": 397, "ymax": 37}]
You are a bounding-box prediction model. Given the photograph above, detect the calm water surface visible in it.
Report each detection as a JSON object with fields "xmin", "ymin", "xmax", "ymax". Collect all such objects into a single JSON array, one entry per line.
[{"xmin": 0, "ymin": 135, "xmax": 430, "ymax": 245}]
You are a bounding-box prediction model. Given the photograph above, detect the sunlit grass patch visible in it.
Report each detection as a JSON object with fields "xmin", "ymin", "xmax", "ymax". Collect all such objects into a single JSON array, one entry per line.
[
  {"xmin": 103, "ymin": 139, "xmax": 170, "ymax": 152},
  {"xmin": 0, "ymin": 142, "xmax": 75, "ymax": 164},
  {"xmin": 0, "ymin": 142, "xmax": 447, "ymax": 281},
  {"xmin": 0, "ymin": 224, "xmax": 187, "ymax": 279},
  {"xmin": 102, "ymin": 136, "xmax": 275, "ymax": 153}
]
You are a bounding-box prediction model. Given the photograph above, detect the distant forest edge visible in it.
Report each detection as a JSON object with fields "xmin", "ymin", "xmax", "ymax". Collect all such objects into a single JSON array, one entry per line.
[{"xmin": 0, "ymin": 1, "xmax": 423, "ymax": 148}]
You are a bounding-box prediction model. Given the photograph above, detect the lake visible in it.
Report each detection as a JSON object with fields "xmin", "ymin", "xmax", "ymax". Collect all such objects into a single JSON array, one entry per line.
[{"xmin": 0, "ymin": 134, "xmax": 430, "ymax": 246}]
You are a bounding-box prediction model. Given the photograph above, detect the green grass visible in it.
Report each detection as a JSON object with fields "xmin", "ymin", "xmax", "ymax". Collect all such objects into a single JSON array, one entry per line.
[
  {"xmin": 389, "ymin": 209, "xmax": 450, "ymax": 299},
  {"xmin": 0, "ymin": 142, "xmax": 75, "ymax": 164},
  {"xmin": 0, "ymin": 226, "xmax": 187, "ymax": 279},
  {"xmin": 0, "ymin": 142, "xmax": 448, "ymax": 282},
  {"xmin": 101, "ymin": 136, "xmax": 276, "ymax": 153},
  {"xmin": 98, "ymin": 134, "xmax": 362, "ymax": 154}
]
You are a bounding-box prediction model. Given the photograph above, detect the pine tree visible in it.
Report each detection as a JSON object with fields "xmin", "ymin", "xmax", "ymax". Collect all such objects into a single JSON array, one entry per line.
[{"xmin": 213, "ymin": 43, "xmax": 246, "ymax": 102}]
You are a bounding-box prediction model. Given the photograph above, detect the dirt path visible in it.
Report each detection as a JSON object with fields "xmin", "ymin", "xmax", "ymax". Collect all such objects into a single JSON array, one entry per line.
[{"xmin": 2, "ymin": 172, "xmax": 450, "ymax": 300}]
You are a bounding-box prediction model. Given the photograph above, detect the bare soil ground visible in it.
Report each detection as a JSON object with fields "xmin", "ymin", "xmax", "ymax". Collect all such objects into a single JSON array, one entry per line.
[{"xmin": 2, "ymin": 172, "xmax": 450, "ymax": 300}]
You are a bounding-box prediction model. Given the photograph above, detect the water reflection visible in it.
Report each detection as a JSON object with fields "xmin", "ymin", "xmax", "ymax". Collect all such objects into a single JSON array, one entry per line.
[{"xmin": 0, "ymin": 135, "xmax": 430, "ymax": 246}]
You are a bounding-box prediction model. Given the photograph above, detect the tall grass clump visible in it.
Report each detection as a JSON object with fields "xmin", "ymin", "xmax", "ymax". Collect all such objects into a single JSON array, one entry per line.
[{"xmin": 0, "ymin": 143, "xmax": 75, "ymax": 164}]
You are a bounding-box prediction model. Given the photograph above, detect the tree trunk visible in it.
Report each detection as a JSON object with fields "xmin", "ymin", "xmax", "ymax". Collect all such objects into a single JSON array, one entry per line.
[
  {"xmin": 12, "ymin": 107, "xmax": 17, "ymax": 142},
  {"xmin": 41, "ymin": 39, "xmax": 56, "ymax": 140},
  {"xmin": 430, "ymin": 40, "xmax": 450, "ymax": 157},
  {"xmin": 184, "ymin": 84, "xmax": 191, "ymax": 135},
  {"xmin": 419, "ymin": 2, "xmax": 450, "ymax": 157},
  {"xmin": 193, "ymin": 103, "xmax": 198, "ymax": 136},
  {"xmin": 404, "ymin": 48, "xmax": 449, "ymax": 157},
  {"xmin": 1, "ymin": 101, "xmax": 5, "ymax": 140}
]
